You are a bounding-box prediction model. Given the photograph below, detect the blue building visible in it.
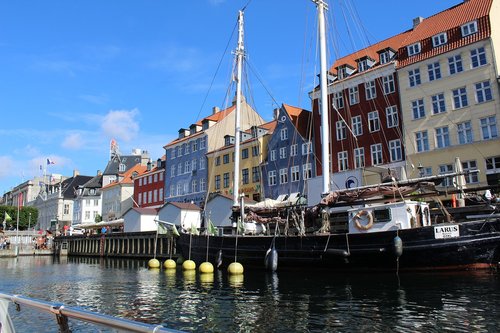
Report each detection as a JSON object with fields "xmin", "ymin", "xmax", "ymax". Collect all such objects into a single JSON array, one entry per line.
[{"xmin": 261, "ymin": 104, "xmax": 315, "ymax": 200}]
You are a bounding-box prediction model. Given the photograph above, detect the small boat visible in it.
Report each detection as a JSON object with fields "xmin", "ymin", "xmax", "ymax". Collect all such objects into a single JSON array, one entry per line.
[{"xmin": 176, "ymin": 1, "xmax": 500, "ymax": 272}]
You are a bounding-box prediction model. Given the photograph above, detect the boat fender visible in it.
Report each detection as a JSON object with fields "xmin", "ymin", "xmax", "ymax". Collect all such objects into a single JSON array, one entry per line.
[
  {"xmin": 393, "ymin": 236, "xmax": 403, "ymax": 258},
  {"xmin": 264, "ymin": 247, "xmax": 278, "ymax": 272},
  {"xmin": 324, "ymin": 249, "xmax": 350, "ymax": 257},
  {"xmin": 353, "ymin": 210, "xmax": 374, "ymax": 231}
]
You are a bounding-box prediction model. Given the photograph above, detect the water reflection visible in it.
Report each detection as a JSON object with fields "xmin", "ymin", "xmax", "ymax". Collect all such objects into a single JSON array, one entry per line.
[{"xmin": 0, "ymin": 256, "xmax": 499, "ymax": 332}]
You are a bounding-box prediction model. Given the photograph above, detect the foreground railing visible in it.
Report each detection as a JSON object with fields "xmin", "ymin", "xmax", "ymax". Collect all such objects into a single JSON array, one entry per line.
[{"xmin": 0, "ymin": 292, "xmax": 182, "ymax": 332}]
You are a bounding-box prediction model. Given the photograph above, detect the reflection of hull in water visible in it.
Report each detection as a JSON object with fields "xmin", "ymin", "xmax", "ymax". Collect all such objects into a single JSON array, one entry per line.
[{"xmin": 177, "ymin": 218, "xmax": 500, "ymax": 272}]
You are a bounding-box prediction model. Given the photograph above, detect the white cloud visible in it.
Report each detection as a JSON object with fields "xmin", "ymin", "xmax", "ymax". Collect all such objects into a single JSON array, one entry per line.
[
  {"xmin": 62, "ymin": 133, "xmax": 85, "ymax": 150},
  {"xmin": 101, "ymin": 109, "xmax": 140, "ymax": 142}
]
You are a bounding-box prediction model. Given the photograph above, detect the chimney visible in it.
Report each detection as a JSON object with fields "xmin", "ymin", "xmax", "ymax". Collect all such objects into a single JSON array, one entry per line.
[
  {"xmin": 97, "ymin": 170, "xmax": 102, "ymax": 176},
  {"xmin": 147, "ymin": 159, "xmax": 152, "ymax": 171},
  {"xmin": 273, "ymin": 108, "xmax": 280, "ymax": 120},
  {"xmin": 212, "ymin": 106, "xmax": 220, "ymax": 114},
  {"xmin": 73, "ymin": 170, "xmax": 79, "ymax": 177},
  {"xmin": 413, "ymin": 17, "xmax": 424, "ymax": 29}
]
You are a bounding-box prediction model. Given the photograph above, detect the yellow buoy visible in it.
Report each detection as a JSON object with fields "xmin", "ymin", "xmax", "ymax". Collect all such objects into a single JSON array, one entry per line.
[
  {"xmin": 163, "ymin": 259, "xmax": 177, "ymax": 269},
  {"xmin": 183, "ymin": 269, "xmax": 196, "ymax": 284},
  {"xmin": 199, "ymin": 262, "xmax": 214, "ymax": 274},
  {"xmin": 182, "ymin": 259, "xmax": 196, "ymax": 271},
  {"xmin": 227, "ymin": 262, "xmax": 244, "ymax": 275},
  {"xmin": 148, "ymin": 258, "xmax": 160, "ymax": 268}
]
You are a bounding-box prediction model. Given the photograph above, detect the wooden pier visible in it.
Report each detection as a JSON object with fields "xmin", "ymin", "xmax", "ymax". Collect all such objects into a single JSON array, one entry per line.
[{"xmin": 53, "ymin": 231, "xmax": 178, "ymax": 259}]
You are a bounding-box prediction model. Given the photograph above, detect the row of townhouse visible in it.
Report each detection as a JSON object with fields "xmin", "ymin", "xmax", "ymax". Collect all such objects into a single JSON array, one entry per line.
[{"xmin": 310, "ymin": 0, "xmax": 500, "ymax": 193}]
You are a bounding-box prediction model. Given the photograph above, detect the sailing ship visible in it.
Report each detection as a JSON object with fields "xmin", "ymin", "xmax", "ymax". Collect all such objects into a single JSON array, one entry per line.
[{"xmin": 176, "ymin": 1, "xmax": 500, "ymax": 272}]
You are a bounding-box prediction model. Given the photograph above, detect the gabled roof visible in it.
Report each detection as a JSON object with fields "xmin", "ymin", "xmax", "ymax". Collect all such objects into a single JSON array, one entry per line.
[
  {"xmin": 61, "ymin": 175, "xmax": 94, "ymax": 199},
  {"xmin": 103, "ymin": 154, "xmax": 144, "ymax": 175},
  {"xmin": 102, "ymin": 164, "xmax": 148, "ymax": 189},
  {"xmin": 282, "ymin": 104, "xmax": 313, "ymax": 139},
  {"xmin": 164, "ymin": 105, "xmax": 236, "ymax": 148},
  {"xmin": 167, "ymin": 202, "xmax": 201, "ymax": 211},
  {"xmin": 398, "ymin": 0, "xmax": 492, "ymax": 67}
]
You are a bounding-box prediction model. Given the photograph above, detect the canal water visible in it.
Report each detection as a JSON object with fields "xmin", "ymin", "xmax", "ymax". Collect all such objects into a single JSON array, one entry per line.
[{"xmin": 1, "ymin": 256, "xmax": 499, "ymax": 332}]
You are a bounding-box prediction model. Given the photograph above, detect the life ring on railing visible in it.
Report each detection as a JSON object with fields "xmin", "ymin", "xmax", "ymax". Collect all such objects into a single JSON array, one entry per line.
[{"xmin": 353, "ymin": 210, "xmax": 373, "ymax": 231}]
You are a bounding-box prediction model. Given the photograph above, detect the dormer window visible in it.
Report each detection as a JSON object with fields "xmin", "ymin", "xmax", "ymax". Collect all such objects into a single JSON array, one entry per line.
[
  {"xmin": 356, "ymin": 57, "xmax": 375, "ymax": 73},
  {"xmin": 89, "ymin": 189, "xmax": 96, "ymax": 195},
  {"xmin": 407, "ymin": 42, "xmax": 421, "ymax": 56},
  {"xmin": 118, "ymin": 163, "xmax": 126, "ymax": 172},
  {"xmin": 432, "ymin": 32, "xmax": 447, "ymax": 47},
  {"xmin": 336, "ymin": 65, "xmax": 354, "ymax": 79},
  {"xmin": 461, "ymin": 20, "xmax": 478, "ymax": 37},
  {"xmin": 224, "ymin": 135, "xmax": 234, "ymax": 146},
  {"xmin": 379, "ymin": 48, "xmax": 395, "ymax": 64}
]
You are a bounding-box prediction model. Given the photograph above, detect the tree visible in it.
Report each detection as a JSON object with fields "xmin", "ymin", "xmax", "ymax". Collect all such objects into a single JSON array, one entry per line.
[{"xmin": 0, "ymin": 205, "xmax": 38, "ymax": 230}]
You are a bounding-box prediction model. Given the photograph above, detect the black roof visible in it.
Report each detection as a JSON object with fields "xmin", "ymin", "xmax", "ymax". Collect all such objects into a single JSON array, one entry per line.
[
  {"xmin": 103, "ymin": 155, "xmax": 144, "ymax": 175},
  {"xmin": 60, "ymin": 175, "xmax": 94, "ymax": 199}
]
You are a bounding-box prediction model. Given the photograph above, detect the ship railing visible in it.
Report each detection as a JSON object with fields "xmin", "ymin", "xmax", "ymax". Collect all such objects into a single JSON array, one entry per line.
[{"xmin": 0, "ymin": 292, "xmax": 182, "ymax": 333}]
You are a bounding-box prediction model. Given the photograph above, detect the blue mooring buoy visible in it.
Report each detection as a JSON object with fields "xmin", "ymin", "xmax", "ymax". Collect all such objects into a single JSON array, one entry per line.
[{"xmin": 393, "ymin": 236, "xmax": 403, "ymax": 258}]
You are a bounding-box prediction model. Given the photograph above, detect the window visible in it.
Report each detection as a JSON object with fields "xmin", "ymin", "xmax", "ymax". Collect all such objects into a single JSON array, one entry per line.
[
  {"xmin": 435, "ymin": 126, "xmax": 450, "ymax": 148},
  {"xmin": 475, "ymin": 81, "xmax": 492, "ymax": 103},
  {"xmin": 407, "ymin": 42, "xmax": 421, "ymax": 56},
  {"xmin": 280, "ymin": 128, "xmax": 288, "ymax": 140},
  {"xmin": 336, "ymin": 120, "xmax": 347, "ymax": 141},
  {"xmin": 192, "ymin": 140, "xmax": 198, "ymax": 152},
  {"xmin": 365, "ymin": 80, "xmax": 376, "ymax": 100},
  {"xmin": 408, "ymin": 68, "xmax": 421, "ymax": 87},
  {"xmin": 183, "ymin": 183, "xmax": 189, "ymax": 194},
  {"xmin": 380, "ymin": 50, "xmax": 392, "ymax": 64},
  {"xmin": 382, "ymin": 74, "xmax": 395, "ymax": 95},
  {"xmin": 338, "ymin": 151, "xmax": 348, "ymax": 171},
  {"xmin": 118, "ymin": 163, "xmax": 126, "ymax": 172},
  {"xmin": 386, "ymin": 106, "xmax": 398, "ymax": 128},
  {"xmin": 354, "ymin": 148, "xmax": 364, "ymax": 169},
  {"xmin": 389, "ymin": 140, "xmax": 402, "ymax": 162},
  {"xmin": 200, "ymin": 178, "xmax": 206, "ymax": 191},
  {"xmin": 431, "ymin": 93, "xmax": 446, "ymax": 114},
  {"xmin": 169, "ymin": 185, "xmax": 174, "ymax": 197},
  {"xmin": 457, "ymin": 121, "xmax": 473, "ymax": 144},
  {"xmin": 352, "ymin": 116, "xmax": 362, "ymax": 136},
  {"xmin": 138, "ymin": 178, "xmax": 142, "ymax": 186},
  {"xmin": 177, "ymin": 146, "xmax": 182, "ymax": 157},
  {"xmin": 159, "ymin": 172, "xmax": 163, "ymax": 181},
  {"xmin": 192, "ymin": 180, "xmax": 197, "ymax": 193},
  {"xmin": 184, "ymin": 161, "xmax": 190, "ymax": 173},
  {"xmin": 153, "ymin": 173, "xmax": 158, "ymax": 183},
  {"xmin": 171, "ymin": 148, "xmax": 176, "ymax": 159},
  {"xmin": 159, "ymin": 188, "xmax": 163, "ymax": 201},
  {"xmin": 242, "ymin": 148, "xmax": 249, "ymax": 159},
  {"xmin": 303, "ymin": 163, "xmax": 312, "ymax": 180},
  {"xmin": 358, "ymin": 59, "xmax": 369, "ymax": 72},
  {"xmin": 223, "ymin": 154, "xmax": 230, "ymax": 164},
  {"xmin": 63, "ymin": 204, "xmax": 69, "ymax": 215},
  {"xmin": 143, "ymin": 176, "xmax": 148, "ymax": 185},
  {"xmin": 334, "ymin": 92, "xmax": 344, "ymax": 109},
  {"xmin": 462, "ymin": 160, "xmax": 478, "ymax": 184},
  {"xmin": 471, "ymin": 47, "xmax": 486, "ymax": 68},
  {"xmin": 270, "ymin": 150, "xmax": 276, "ymax": 161},
  {"xmin": 191, "ymin": 159, "xmax": 197, "ymax": 171},
  {"xmin": 349, "ymin": 86, "xmax": 359, "ymax": 105},
  {"xmin": 432, "ymin": 33, "xmax": 447, "ymax": 47},
  {"xmin": 486, "ymin": 156, "xmax": 500, "ymax": 172},
  {"xmin": 439, "ymin": 164, "xmax": 454, "ymax": 187},
  {"xmin": 268, "ymin": 170, "xmax": 277, "ymax": 186},
  {"xmin": 412, "ymin": 99, "xmax": 425, "ymax": 119},
  {"xmin": 291, "ymin": 166, "xmax": 300, "ymax": 182},
  {"xmin": 415, "ymin": 131, "xmax": 429, "ymax": 152},
  {"xmin": 153, "ymin": 189, "xmax": 157, "ymax": 202},
  {"xmin": 85, "ymin": 211, "xmax": 90, "ymax": 220},
  {"xmin": 480, "ymin": 116, "xmax": 498, "ymax": 140},
  {"xmin": 252, "ymin": 145, "xmax": 259, "ymax": 156},
  {"xmin": 137, "ymin": 194, "xmax": 142, "ymax": 206},
  {"xmin": 290, "ymin": 144, "xmax": 298, "ymax": 156},
  {"xmin": 148, "ymin": 191, "xmax": 152, "ymax": 203},
  {"xmin": 428, "ymin": 62, "xmax": 442, "ymax": 81},
  {"xmin": 144, "ymin": 191, "xmax": 148, "ymax": 203},
  {"xmin": 368, "ymin": 111, "xmax": 380, "ymax": 132},
  {"xmin": 242, "ymin": 168, "xmax": 249, "ymax": 185},
  {"xmin": 215, "ymin": 156, "xmax": 221, "ymax": 166},
  {"xmin": 199, "ymin": 137, "xmax": 206, "ymax": 149},
  {"xmin": 370, "ymin": 144, "xmax": 383, "ymax": 165},
  {"xmin": 215, "ymin": 175, "xmax": 221, "ymax": 190},
  {"xmin": 279, "ymin": 147, "xmax": 287, "ymax": 159},
  {"xmin": 223, "ymin": 172, "xmax": 230, "ymax": 188},
  {"xmin": 452, "ymin": 87, "xmax": 468, "ymax": 109},
  {"xmin": 279, "ymin": 168, "xmax": 288, "ymax": 184},
  {"xmin": 252, "ymin": 167, "xmax": 260, "ymax": 182},
  {"xmin": 184, "ymin": 143, "xmax": 189, "ymax": 155},
  {"xmin": 448, "ymin": 55, "xmax": 463, "ymax": 75},
  {"xmin": 199, "ymin": 157, "xmax": 206, "ymax": 170},
  {"xmin": 461, "ymin": 21, "xmax": 478, "ymax": 37},
  {"xmin": 302, "ymin": 142, "xmax": 312, "ymax": 155},
  {"xmin": 176, "ymin": 184, "xmax": 182, "ymax": 196}
]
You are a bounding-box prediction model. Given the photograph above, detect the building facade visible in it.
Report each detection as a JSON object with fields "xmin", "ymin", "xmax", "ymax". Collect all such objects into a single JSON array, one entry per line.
[{"xmin": 134, "ymin": 158, "xmax": 166, "ymax": 208}]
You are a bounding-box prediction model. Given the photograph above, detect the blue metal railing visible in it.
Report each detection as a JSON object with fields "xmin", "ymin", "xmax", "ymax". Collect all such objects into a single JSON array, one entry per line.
[{"xmin": 0, "ymin": 292, "xmax": 183, "ymax": 332}]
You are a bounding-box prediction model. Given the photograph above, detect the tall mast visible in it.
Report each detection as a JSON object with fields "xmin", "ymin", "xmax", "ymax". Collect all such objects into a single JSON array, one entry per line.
[
  {"xmin": 233, "ymin": 10, "xmax": 245, "ymax": 206},
  {"xmin": 313, "ymin": 0, "xmax": 330, "ymax": 194}
]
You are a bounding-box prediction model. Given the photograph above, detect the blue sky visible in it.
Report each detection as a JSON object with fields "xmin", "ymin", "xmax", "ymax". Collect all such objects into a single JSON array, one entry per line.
[{"xmin": 0, "ymin": 0, "xmax": 459, "ymax": 195}]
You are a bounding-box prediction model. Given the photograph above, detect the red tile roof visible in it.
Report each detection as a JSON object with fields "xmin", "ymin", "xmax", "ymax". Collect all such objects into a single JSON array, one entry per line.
[{"xmin": 282, "ymin": 103, "xmax": 313, "ymax": 139}]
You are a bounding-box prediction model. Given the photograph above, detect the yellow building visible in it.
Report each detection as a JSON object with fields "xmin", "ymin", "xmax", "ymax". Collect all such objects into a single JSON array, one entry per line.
[
  {"xmin": 397, "ymin": 0, "xmax": 500, "ymax": 188},
  {"xmin": 207, "ymin": 121, "xmax": 276, "ymax": 202}
]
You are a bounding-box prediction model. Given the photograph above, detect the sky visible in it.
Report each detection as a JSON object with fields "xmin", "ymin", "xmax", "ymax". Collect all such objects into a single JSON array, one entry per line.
[{"xmin": 0, "ymin": 0, "xmax": 461, "ymax": 195}]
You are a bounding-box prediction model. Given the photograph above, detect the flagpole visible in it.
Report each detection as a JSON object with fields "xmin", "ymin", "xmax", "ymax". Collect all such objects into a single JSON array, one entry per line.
[{"xmin": 15, "ymin": 193, "xmax": 20, "ymax": 256}]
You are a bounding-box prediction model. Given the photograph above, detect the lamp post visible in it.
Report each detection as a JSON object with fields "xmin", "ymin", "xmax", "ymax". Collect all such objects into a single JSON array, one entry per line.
[{"xmin": 28, "ymin": 212, "xmax": 31, "ymax": 231}]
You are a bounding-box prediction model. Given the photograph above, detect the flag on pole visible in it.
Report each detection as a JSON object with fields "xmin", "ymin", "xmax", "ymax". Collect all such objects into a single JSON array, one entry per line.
[
  {"xmin": 47, "ymin": 158, "xmax": 55, "ymax": 165},
  {"xmin": 157, "ymin": 222, "xmax": 169, "ymax": 235},
  {"xmin": 207, "ymin": 219, "xmax": 218, "ymax": 236},
  {"xmin": 171, "ymin": 224, "xmax": 180, "ymax": 237},
  {"xmin": 190, "ymin": 221, "xmax": 199, "ymax": 235},
  {"xmin": 4, "ymin": 212, "xmax": 12, "ymax": 222}
]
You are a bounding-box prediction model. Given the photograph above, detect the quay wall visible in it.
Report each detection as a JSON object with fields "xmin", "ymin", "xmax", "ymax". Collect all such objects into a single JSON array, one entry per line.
[{"xmin": 54, "ymin": 232, "xmax": 178, "ymax": 260}]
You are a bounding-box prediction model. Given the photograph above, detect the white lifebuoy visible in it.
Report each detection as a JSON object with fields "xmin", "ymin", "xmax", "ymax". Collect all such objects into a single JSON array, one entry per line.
[{"xmin": 353, "ymin": 210, "xmax": 373, "ymax": 230}]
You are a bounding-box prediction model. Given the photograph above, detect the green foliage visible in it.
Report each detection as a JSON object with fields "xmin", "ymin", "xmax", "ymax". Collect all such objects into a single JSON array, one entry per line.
[
  {"xmin": 0, "ymin": 205, "xmax": 38, "ymax": 230},
  {"xmin": 95, "ymin": 214, "xmax": 102, "ymax": 223}
]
